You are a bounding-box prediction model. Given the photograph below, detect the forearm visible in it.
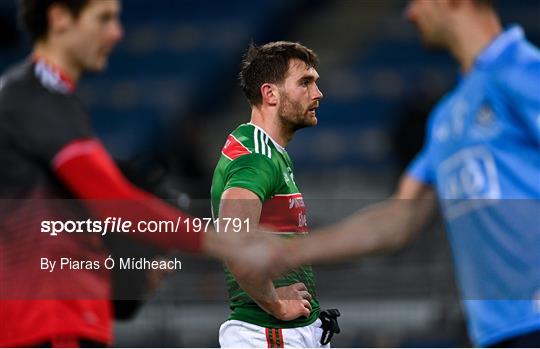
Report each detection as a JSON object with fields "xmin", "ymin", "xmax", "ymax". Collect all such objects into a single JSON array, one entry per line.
[
  {"xmin": 202, "ymin": 230, "xmax": 244, "ymax": 260},
  {"xmin": 53, "ymin": 139, "xmax": 203, "ymax": 253},
  {"xmin": 226, "ymin": 261, "xmax": 282, "ymax": 315},
  {"xmin": 292, "ymin": 196, "xmax": 435, "ymax": 265}
]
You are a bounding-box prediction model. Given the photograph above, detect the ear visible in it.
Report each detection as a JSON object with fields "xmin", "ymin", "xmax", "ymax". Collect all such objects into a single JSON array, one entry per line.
[
  {"xmin": 260, "ymin": 83, "xmax": 279, "ymax": 107},
  {"xmin": 48, "ymin": 4, "xmax": 75, "ymax": 35}
]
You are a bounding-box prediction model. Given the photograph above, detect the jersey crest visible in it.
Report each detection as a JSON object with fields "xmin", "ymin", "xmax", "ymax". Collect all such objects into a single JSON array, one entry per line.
[{"xmin": 221, "ymin": 134, "xmax": 251, "ymax": 160}]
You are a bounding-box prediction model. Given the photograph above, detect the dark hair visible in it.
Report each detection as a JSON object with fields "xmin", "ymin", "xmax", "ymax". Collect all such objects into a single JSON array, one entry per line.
[
  {"xmin": 239, "ymin": 41, "xmax": 319, "ymax": 106},
  {"xmin": 18, "ymin": 0, "xmax": 90, "ymax": 42},
  {"xmin": 472, "ymin": 0, "xmax": 496, "ymax": 8}
]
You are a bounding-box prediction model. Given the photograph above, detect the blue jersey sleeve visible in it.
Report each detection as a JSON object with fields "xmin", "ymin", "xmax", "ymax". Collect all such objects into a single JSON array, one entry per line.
[
  {"xmin": 496, "ymin": 46, "xmax": 540, "ymax": 143},
  {"xmin": 406, "ymin": 109, "xmax": 439, "ymax": 186},
  {"xmin": 406, "ymin": 147, "xmax": 435, "ymax": 186}
]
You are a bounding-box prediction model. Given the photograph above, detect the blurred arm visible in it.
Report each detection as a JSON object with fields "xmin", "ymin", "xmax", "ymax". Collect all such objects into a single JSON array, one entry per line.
[
  {"xmin": 289, "ymin": 175, "xmax": 438, "ymax": 266},
  {"xmin": 52, "ymin": 138, "xmax": 226, "ymax": 257}
]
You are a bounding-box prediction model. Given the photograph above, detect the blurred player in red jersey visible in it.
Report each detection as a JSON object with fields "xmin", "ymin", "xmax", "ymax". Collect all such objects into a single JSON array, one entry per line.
[{"xmin": 0, "ymin": 0, "xmax": 279, "ymax": 346}]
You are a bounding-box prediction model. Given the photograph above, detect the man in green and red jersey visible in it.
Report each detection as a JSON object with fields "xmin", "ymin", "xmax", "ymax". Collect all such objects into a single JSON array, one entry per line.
[{"xmin": 211, "ymin": 41, "xmax": 330, "ymax": 348}]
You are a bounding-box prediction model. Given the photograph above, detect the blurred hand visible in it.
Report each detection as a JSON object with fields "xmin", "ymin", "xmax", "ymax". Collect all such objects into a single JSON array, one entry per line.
[
  {"xmin": 145, "ymin": 256, "xmax": 174, "ymax": 293},
  {"xmin": 268, "ymin": 283, "xmax": 312, "ymax": 321}
]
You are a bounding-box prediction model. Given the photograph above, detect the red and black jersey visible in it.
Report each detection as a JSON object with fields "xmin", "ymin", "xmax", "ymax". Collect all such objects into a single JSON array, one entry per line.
[
  {"xmin": 0, "ymin": 59, "xmax": 90, "ymax": 197},
  {"xmin": 0, "ymin": 58, "xmax": 204, "ymax": 346},
  {"xmin": 0, "ymin": 58, "xmax": 113, "ymax": 347}
]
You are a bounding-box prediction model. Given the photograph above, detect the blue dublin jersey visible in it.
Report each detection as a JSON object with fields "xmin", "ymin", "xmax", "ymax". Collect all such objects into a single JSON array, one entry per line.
[{"xmin": 408, "ymin": 26, "xmax": 540, "ymax": 346}]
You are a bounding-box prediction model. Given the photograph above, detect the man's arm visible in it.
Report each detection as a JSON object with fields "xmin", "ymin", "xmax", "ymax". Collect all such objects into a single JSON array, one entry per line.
[
  {"xmin": 52, "ymin": 138, "xmax": 247, "ymax": 260},
  {"xmin": 288, "ymin": 175, "xmax": 438, "ymax": 266},
  {"xmin": 220, "ymin": 187, "xmax": 312, "ymax": 321}
]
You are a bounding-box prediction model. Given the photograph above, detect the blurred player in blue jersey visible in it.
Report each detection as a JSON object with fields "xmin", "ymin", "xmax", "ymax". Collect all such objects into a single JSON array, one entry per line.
[{"xmin": 281, "ymin": 0, "xmax": 540, "ymax": 346}]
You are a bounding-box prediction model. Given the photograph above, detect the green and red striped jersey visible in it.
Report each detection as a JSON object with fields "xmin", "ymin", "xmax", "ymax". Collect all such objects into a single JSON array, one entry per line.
[{"xmin": 211, "ymin": 123, "xmax": 320, "ymax": 328}]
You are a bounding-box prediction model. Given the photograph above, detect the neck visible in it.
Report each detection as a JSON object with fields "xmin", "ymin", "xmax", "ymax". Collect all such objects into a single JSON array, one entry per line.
[
  {"xmin": 250, "ymin": 107, "xmax": 292, "ymax": 148},
  {"xmin": 448, "ymin": 9, "xmax": 502, "ymax": 73},
  {"xmin": 33, "ymin": 41, "xmax": 81, "ymax": 83}
]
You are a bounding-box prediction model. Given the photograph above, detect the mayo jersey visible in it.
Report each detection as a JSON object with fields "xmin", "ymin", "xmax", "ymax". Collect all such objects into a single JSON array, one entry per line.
[{"xmin": 211, "ymin": 122, "xmax": 319, "ymax": 328}]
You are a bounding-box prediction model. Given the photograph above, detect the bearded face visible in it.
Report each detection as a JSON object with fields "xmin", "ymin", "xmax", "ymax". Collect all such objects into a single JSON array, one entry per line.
[
  {"xmin": 277, "ymin": 88, "xmax": 319, "ymax": 132},
  {"xmin": 272, "ymin": 58, "xmax": 322, "ymax": 133}
]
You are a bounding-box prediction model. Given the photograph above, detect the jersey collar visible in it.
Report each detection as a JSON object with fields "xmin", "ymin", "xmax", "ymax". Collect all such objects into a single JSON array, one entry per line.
[
  {"xmin": 32, "ymin": 55, "xmax": 76, "ymax": 94},
  {"xmin": 248, "ymin": 122, "xmax": 285, "ymax": 153},
  {"xmin": 474, "ymin": 25, "xmax": 524, "ymax": 70}
]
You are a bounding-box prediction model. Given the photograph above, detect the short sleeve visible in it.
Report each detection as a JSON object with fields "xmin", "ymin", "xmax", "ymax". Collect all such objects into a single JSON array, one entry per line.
[
  {"xmin": 223, "ymin": 153, "xmax": 279, "ymax": 202},
  {"xmin": 407, "ymin": 147, "xmax": 435, "ymax": 186},
  {"xmin": 496, "ymin": 54, "xmax": 540, "ymax": 144},
  {"xmin": 406, "ymin": 110, "xmax": 438, "ymax": 186}
]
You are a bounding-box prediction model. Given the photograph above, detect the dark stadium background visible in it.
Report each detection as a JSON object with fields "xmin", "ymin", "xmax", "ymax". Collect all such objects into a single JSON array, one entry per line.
[{"xmin": 1, "ymin": 0, "xmax": 538, "ymax": 347}]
